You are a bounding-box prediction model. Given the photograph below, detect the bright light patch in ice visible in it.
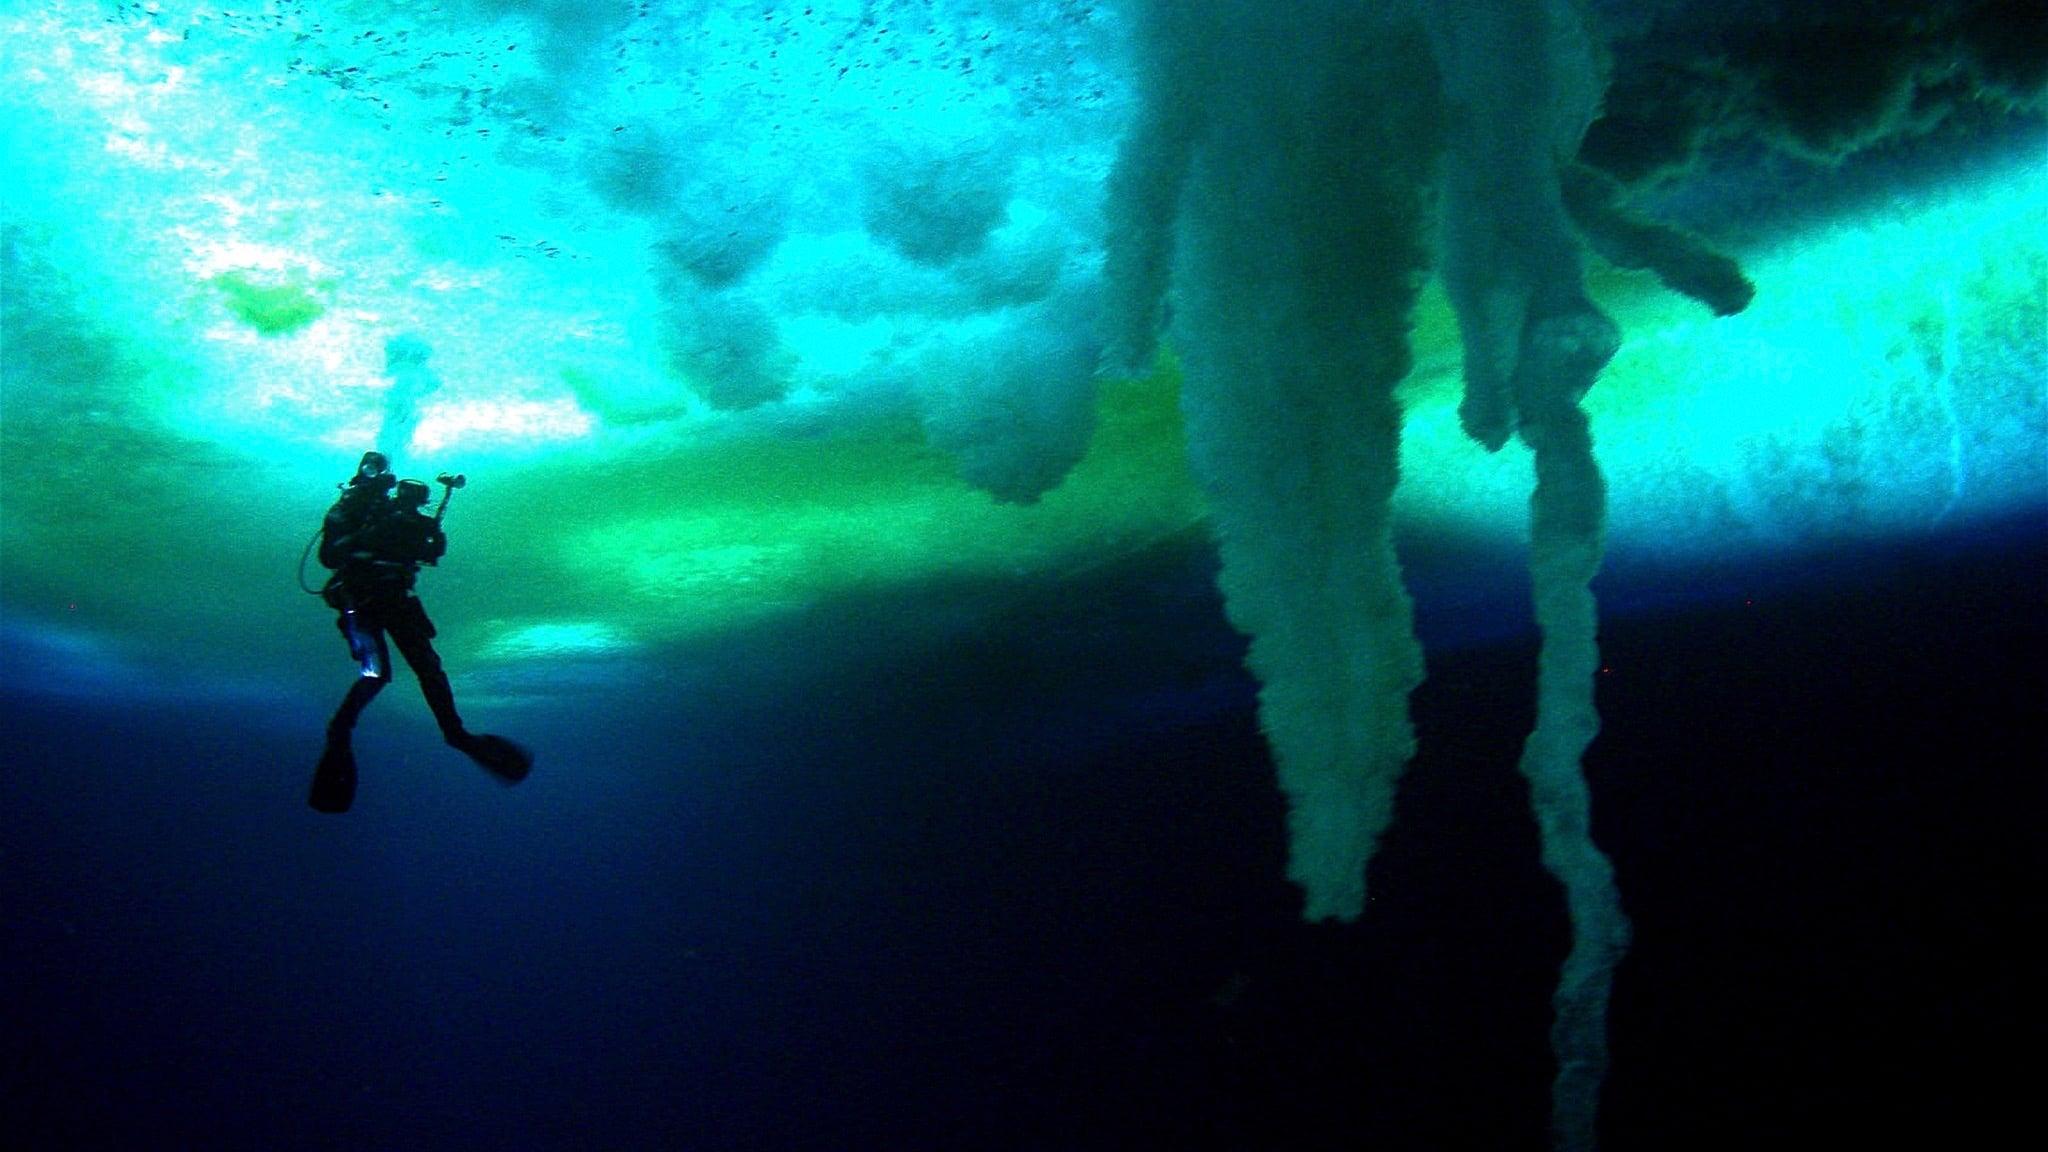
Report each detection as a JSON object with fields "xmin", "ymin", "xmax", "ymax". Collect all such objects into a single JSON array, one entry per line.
[
  {"xmin": 479, "ymin": 621, "xmax": 634, "ymax": 660},
  {"xmin": 1394, "ymin": 156, "xmax": 2047, "ymax": 555},
  {"xmin": 411, "ymin": 398, "xmax": 594, "ymax": 454},
  {"xmin": 1, "ymin": 0, "xmax": 2042, "ymax": 699}
]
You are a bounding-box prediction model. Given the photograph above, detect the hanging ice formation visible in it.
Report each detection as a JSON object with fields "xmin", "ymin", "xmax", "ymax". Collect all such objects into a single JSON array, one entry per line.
[
  {"xmin": 376, "ymin": 332, "xmax": 442, "ymax": 467},
  {"xmin": 1100, "ymin": 2, "xmax": 1752, "ymax": 1149}
]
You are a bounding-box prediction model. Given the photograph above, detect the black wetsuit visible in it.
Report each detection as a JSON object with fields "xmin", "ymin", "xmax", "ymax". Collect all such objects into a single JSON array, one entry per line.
[{"xmin": 320, "ymin": 491, "xmax": 467, "ymax": 745}]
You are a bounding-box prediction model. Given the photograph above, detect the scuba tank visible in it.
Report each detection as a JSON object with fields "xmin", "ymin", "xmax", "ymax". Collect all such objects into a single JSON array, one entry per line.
[{"xmin": 297, "ymin": 459, "xmax": 465, "ymax": 602}]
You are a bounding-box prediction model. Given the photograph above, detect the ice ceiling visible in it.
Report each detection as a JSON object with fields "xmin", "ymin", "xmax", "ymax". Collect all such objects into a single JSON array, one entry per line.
[
  {"xmin": 3, "ymin": 0, "xmax": 2043, "ymax": 701},
  {"xmin": 1, "ymin": 3, "xmax": 2043, "ymax": 1148}
]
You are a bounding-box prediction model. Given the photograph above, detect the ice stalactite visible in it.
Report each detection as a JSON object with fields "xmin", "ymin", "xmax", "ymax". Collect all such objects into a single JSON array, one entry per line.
[
  {"xmin": 1104, "ymin": 0, "xmax": 1443, "ymax": 921},
  {"xmin": 1516, "ymin": 334, "xmax": 1630, "ymax": 1152},
  {"xmin": 1421, "ymin": 2, "xmax": 1634, "ymax": 1148},
  {"xmin": 1562, "ymin": 163, "xmax": 1756, "ymax": 319},
  {"xmin": 377, "ymin": 332, "xmax": 442, "ymax": 466},
  {"xmin": 1100, "ymin": 0, "xmax": 1727, "ymax": 1146},
  {"xmin": 1097, "ymin": 75, "xmax": 1202, "ymax": 382}
]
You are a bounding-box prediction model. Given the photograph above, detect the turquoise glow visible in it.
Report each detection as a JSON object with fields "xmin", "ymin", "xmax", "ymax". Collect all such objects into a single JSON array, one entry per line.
[
  {"xmin": 2, "ymin": 1, "xmax": 2044, "ymax": 701},
  {"xmin": 1397, "ymin": 160, "xmax": 2048, "ymax": 555}
]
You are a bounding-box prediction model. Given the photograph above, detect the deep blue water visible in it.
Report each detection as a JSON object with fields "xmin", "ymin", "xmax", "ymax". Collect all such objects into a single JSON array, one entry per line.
[{"xmin": 4, "ymin": 520, "xmax": 2043, "ymax": 1151}]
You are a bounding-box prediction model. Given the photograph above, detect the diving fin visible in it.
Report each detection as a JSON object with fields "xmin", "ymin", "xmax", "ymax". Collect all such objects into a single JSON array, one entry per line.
[
  {"xmin": 453, "ymin": 732, "xmax": 533, "ymax": 785},
  {"xmin": 309, "ymin": 736, "xmax": 358, "ymax": 813}
]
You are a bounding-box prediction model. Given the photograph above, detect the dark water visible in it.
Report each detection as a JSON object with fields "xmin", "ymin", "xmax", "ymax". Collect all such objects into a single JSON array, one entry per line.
[{"xmin": 4, "ymin": 521, "xmax": 2042, "ymax": 1151}]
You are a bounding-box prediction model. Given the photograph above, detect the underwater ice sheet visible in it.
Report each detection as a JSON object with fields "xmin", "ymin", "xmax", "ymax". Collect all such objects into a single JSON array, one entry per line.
[
  {"xmin": 1, "ymin": 4, "xmax": 2044, "ymax": 1151},
  {"xmin": 3, "ymin": 0, "xmax": 2041, "ymax": 697}
]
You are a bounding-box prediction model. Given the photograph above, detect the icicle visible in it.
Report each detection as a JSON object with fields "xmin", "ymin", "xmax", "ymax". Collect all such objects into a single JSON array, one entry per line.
[
  {"xmin": 1516, "ymin": 301, "xmax": 1631, "ymax": 1152},
  {"xmin": 1425, "ymin": 1, "xmax": 1634, "ymax": 1146},
  {"xmin": 1102, "ymin": 0, "xmax": 1441, "ymax": 920},
  {"xmin": 1106, "ymin": 1, "xmax": 1636, "ymax": 1141},
  {"xmin": 377, "ymin": 332, "xmax": 440, "ymax": 466}
]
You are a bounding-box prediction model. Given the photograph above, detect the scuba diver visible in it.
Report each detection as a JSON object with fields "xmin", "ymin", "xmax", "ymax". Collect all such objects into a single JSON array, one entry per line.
[{"xmin": 309, "ymin": 451, "xmax": 531, "ymax": 813}]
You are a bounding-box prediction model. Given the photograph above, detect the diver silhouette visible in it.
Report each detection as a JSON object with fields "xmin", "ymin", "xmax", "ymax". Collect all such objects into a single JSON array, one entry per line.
[{"xmin": 309, "ymin": 451, "xmax": 531, "ymax": 813}]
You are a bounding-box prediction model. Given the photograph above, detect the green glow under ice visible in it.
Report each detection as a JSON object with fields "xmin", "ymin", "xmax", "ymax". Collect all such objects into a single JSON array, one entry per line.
[
  {"xmin": 1395, "ymin": 160, "xmax": 2047, "ymax": 554},
  {"xmin": 1, "ymin": 1, "xmax": 2042, "ymax": 699}
]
